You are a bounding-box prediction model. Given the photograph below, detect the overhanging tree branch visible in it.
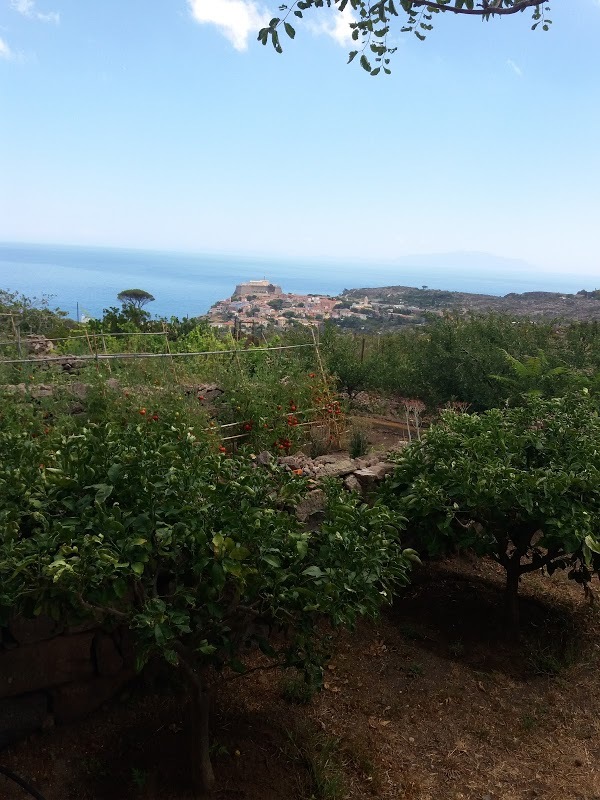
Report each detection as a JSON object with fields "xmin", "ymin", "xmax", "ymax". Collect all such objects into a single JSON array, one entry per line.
[
  {"xmin": 259, "ymin": 0, "xmax": 551, "ymax": 75},
  {"xmin": 406, "ymin": 1, "xmax": 545, "ymax": 17}
]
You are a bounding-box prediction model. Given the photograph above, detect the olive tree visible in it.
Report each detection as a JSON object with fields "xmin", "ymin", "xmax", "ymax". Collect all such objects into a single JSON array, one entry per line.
[
  {"xmin": 379, "ymin": 393, "xmax": 600, "ymax": 632},
  {"xmin": 259, "ymin": 0, "xmax": 552, "ymax": 75}
]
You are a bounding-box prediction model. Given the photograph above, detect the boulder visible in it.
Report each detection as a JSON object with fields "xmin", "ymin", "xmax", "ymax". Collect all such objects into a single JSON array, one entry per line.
[
  {"xmin": 344, "ymin": 474, "xmax": 363, "ymax": 494},
  {"xmin": 295, "ymin": 489, "xmax": 326, "ymax": 523},
  {"xmin": 256, "ymin": 450, "xmax": 273, "ymax": 466},
  {"xmin": 278, "ymin": 454, "xmax": 308, "ymax": 471},
  {"xmin": 318, "ymin": 459, "xmax": 356, "ymax": 478},
  {"xmin": 354, "ymin": 462, "xmax": 396, "ymax": 487},
  {"xmin": 29, "ymin": 384, "xmax": 54, "ymax": 398},
  {"xmin": 0, "ymin": 384, "xmax": 27, "ymax": 395},
  {"xmin": 69, "ymin": 381, "xmax": 91, "ymax": 398}
]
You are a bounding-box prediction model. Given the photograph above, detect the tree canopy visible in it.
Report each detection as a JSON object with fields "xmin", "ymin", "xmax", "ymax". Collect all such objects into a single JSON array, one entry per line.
[
  {"xmin": 378, "ymin": 393, "xmax": 600, "ymax": 631},
  {"xmin": 259, "ymin": 0, "xmax": 551, "ymax": 75},
  {"xmin": 117, "ymin": 288, "xmax": 156, "ymax": 309},
  {"xmin": 0, "ymin": 404, "xmax": 413, "ymax": 796}
]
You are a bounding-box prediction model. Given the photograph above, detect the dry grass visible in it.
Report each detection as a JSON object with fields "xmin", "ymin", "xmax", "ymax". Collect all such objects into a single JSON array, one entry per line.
[{"xmin": 2, "ymin": 557, "xmax": 600, "ymax": 800}]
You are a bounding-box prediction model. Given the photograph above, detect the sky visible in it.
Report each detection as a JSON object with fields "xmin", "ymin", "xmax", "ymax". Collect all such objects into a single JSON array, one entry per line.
[{"xmin": 0, "ymin": 0, "xmax": 599, "ymax": 276}]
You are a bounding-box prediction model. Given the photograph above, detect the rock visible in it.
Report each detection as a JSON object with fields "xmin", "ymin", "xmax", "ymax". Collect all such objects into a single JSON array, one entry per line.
[
  {"xmin": 24, "ymin": 334, "xmax": 54, "ymax": 356},
  {"xmin": 313, "ymin": 454, "xmax": 342, "ymax": 465},
  {"xmin": 344, "ymin": 474, "xmax": 363, "ymax": 493},
  {"xmin": 51, "ymin": 671, "xmax": 135, "ymax": 723},
  {"xmin": 8, "ymin": 615, "xmax": 63, "ymax": 645},
  {"xmin": 295, "ymin": 489, "xmax": 326, "ymax": 523},
  {"xmin": 256, "ymin": 450, "xmax": 273, "ymax": 466},
  {"xmin": 61, "ymin": 359, "xmax": 85, "ymax": 373},
  {"xmin": 70, "ymin": 381, "xmax": 91, "ymax": 398},
  {"xmin": 93, "ymin": 632, "xmax": 124, "ymax": 677},
  {"xmin": 0, "ymin": 693, "xmax": 50, "ymax": 748},
  {"xmin": 105, "ymin": 378, "xmax": 120, "ymax": 391},
  {"xmin": 0, "ymin": 383, "xmax": 27, "ymax": 395},
  {"xmin": 318, "ymin": 459, "xmax": 356, "ymax": 478},
  {"xmin": 0, "ymin": 633, "xmax": 95, "ymax": 698},
  {"xmin": 354, "ymin": 462, "xmax": 396, "ymax": 487},
  {"xmin": 352, "ymin": 391, "xmax": 372, "ymax": 409},
  {"xmin": 278, "ymin": 454, "xmax": 307, "ymax": 471},
  {"xmin": 194, "ymin": 383, "xmax": 224, "ymax": 400},
  {"xmin": 30, "ymin": 383, "xmax": 54, "ymax": 398}
]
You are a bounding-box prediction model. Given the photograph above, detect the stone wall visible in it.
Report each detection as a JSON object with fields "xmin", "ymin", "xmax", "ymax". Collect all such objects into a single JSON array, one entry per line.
[{"xmin": 0, "ymin": 618, "xmax": 135, "ymax": 749}]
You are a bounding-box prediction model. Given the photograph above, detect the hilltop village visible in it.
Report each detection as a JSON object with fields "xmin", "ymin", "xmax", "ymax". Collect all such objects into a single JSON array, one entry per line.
[{"xmin": 206, "ymin": 279, "xmax": 430, "ymax": 331}]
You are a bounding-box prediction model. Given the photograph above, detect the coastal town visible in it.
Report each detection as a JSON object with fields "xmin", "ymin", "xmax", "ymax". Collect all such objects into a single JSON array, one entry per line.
[{"xmin": 205, "ymin": 279, "xmax": 427, "ymax": 331}]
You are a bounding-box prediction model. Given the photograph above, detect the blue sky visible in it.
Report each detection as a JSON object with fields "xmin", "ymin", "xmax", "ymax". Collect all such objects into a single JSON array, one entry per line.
[{"xmin": 1, "ymin": 0, "xmax": 599, "ymax": 276}]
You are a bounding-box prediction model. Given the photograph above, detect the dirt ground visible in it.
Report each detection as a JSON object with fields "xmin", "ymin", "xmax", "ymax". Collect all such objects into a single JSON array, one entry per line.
[{"xmin": 2, "ymin": 556, "xmax": 600, "ymax": 800}]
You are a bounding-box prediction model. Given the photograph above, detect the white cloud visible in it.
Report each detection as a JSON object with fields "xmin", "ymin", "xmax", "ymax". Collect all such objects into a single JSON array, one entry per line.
[
  {"xmin": 10, "ymin": 0, "xmax": 59, "ymax": 24},
  {"xmin": 188, "ymin": 0, "xmax": 270, "ymax": 52},
  {"xmin": 507, "ymin": 58, "xmax": 523, "ymax": 77},
  {"xmin": 0, "ymin": 36, "xmax": 15, "ymax": 60},
  {"xmin": 306, "ymin": 6, "xmax": 356, "ymax": 48}
]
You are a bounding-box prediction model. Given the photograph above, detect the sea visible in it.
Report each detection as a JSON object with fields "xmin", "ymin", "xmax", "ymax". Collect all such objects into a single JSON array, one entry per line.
[{"xmin": 0, "ymin": 242, "xmax": 597, "ymax": 322}]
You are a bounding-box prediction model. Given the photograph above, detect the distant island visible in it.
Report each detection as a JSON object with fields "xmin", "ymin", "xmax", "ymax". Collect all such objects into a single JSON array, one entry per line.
[{"xmin": 206, "ymin": 280, "xmax": 600, "ymax": 332}]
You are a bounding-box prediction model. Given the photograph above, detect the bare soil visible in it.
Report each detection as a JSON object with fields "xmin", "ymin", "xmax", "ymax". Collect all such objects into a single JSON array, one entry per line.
[{"xmin": 2, "ymin": 556, "xmax": 600, "ymax": 800}]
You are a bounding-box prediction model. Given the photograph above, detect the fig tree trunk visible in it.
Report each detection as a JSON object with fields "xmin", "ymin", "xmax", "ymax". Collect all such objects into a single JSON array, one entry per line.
[
  {"xmin": 190, "ymin": 683, "xmax": 215, "ymax": 799},
  {"xmin": 178, "ymin": 657, "xmax": 215, "ymax": 799}
]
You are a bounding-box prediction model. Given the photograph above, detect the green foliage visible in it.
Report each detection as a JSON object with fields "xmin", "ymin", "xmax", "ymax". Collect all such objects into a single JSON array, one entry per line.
[
  {"xmin": 379, "ymin": 394, "xmax": 600, "ymax": 623},
  {"xmin": 0, "ymin": 361, "xmax": 408, "ymax": 789},
  {"xmin": 285, "ymin": 726, "xmax": 345, "ymax": 800},
  {"xmin": 258, "ymin": 1, "xmax": 550, "ymax": 75},
  {"xmin": 0, "ymin": 288, "xmax": 72, "ymax": 342},
  {"xmin": 323, "ymin": 315, "xmax": 600, "ymax": 411},
  {"xmin": 281, "ymin": 670, "xmax": 318, "ymax": 704},
  {"xmin": 349, "ymin": 426, "xmax": 369, "ymax": 459},
  {"xmin": 117, "ymin": 289, "xmax": 156, "ymax": 309},
  {"xmin": 0, "ymin": 400, "xmax": 412, "ymax": 674}
]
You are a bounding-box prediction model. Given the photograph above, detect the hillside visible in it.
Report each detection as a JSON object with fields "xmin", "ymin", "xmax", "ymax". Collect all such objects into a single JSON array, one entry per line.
[{"xmin": 341, "ymin": 286, "xmax": 600, "ymax": 322}]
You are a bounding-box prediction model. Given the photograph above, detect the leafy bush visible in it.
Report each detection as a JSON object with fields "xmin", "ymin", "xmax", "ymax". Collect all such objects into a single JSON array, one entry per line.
[
  {"xmin": 379, "ymin": 393, "xmax": 600, "ymax": 631},
  {"xmin": 0, "ymin": 409, "xmax": 412, "ymax": 795}
]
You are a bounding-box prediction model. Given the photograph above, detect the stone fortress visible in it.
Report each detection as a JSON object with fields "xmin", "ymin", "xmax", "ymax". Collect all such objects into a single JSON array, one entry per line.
[{"xmin": 232, "ymin": 280, "xmax": 282, "ymax": 298}]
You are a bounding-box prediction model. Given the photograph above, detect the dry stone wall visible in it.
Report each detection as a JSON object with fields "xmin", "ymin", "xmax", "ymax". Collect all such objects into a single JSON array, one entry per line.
[{"xmin": 0, "ymin": 618, "xmax": 135, "ymax": 749}]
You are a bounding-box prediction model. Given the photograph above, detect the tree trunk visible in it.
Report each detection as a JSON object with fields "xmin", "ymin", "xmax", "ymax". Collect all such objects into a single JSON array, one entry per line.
[
  {"xmin": 177, "ymin": 656, "xmax": 215, "ymax": 799},
  {"xmin": 505, "ymin": 566, "xmax": 521, "ymax": 637},
  {"xmin": 190, "ymin": 684, "xmax": 215, "ymax": 799}
]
